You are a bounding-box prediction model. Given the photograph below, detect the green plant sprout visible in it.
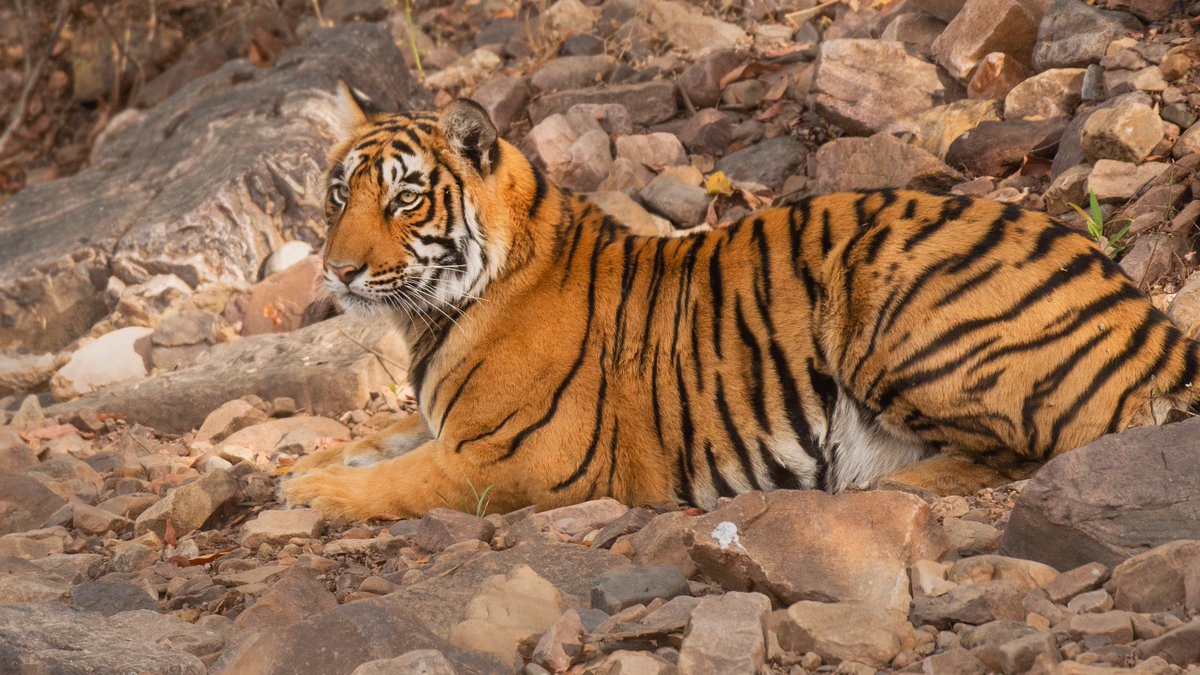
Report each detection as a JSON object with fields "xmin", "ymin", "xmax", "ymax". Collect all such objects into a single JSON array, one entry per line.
[
  {"xmin": 434, "ymin": 476, "xmax": 494, "ymax": 517},
  {"xmin": 1069, "ymin": 189, "xmax": 1133, "ymax": 259}
]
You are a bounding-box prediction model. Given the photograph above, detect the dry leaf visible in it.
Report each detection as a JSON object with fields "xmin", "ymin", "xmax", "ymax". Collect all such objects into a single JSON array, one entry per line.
[{"xmin": 705, "ymin": 171, "xmax": 733, "ymax": 196}]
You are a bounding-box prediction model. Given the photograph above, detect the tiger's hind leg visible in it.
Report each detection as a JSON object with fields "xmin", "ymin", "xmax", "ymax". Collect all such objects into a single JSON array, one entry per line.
[{"xmin": 874, "ymin": 450, "xmax": 1041, "ymax": 496}]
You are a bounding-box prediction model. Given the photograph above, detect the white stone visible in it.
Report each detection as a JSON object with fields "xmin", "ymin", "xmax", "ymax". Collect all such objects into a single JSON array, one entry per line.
[
  {"xmin": 263, "ymin": 241, "xmax": 314, "ymax": 277},
  {"xmin": 50, "ymin": 327, "xmax": 152, "ymax": 401}
]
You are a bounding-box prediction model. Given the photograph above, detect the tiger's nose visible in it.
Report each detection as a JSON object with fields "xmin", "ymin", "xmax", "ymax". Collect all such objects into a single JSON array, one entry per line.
[{"xmin": 327, "ymin": 262, "xmax": 364, "ymax": 284}]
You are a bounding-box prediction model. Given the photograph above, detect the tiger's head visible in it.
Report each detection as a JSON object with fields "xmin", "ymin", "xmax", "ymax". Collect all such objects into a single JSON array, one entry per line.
[{"xmin": 320, "ymin": 83, "xmax": 542, "ymax": 326}]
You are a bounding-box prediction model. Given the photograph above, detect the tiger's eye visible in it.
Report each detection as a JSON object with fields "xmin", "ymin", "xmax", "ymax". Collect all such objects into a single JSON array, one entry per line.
[
  {"xmin": 331, "ymin": 183, "xmax": 349, "ymax": 204},
  {"xmin": 399, "ymin": 190, "xmax": 420, "ymax": 204}
]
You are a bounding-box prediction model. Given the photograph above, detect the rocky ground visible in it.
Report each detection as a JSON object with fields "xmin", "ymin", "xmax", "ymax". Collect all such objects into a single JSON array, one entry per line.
[{"xmin": 1, "ymin": 0, "xmax": 1200, "ymax": 673}]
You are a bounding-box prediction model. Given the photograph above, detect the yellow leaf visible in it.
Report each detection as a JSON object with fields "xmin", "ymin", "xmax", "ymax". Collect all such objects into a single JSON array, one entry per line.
[{"xmin": 706, "ymin": 171, "xmax": 733, "ymax": 196}]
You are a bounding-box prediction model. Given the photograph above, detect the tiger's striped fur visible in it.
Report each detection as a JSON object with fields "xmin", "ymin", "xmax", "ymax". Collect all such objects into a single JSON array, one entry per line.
[{"xmin": 283, "ymin": 89, "xmax": 1200, "ymax": 520}]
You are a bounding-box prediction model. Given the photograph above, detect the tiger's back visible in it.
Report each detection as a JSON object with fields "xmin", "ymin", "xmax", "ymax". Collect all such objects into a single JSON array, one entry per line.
[{"xmin": 283, "ymin": 94, "xmax": 1199, "ymax": 519}]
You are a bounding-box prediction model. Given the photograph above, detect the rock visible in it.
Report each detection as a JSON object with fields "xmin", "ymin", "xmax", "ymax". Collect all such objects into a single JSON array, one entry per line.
[
  {"xmin": 135, "ymin": 468, "xmax": 239, "ymax": 539},
  {"xmin": 0, "ymin": 352, "xmax": 67, "ymax": 398},
  {"xmin": 1105, "ymin": 0, "xmax": 1178, "ymax": 21},
  {"xmin": 943, "ymin": 518, "xmax": 1002, "ymax": 556},
  {"xmin": 586, "ymin": 191, "xmax": 673, "ymax": 237},
  {"xmin": 351, "ymin": 650, "xmax": 457, "ymax": 675},
  {"xmin": 771, "ymin": 601, "xmax": 917, "ymax": 668},
  {"xmin": 648, "ymin": 0, "xmax": 747, "ymax": 54},
  {"xmin": 0, "ymin": 571, "xmax": 71, "ymax": 605},
  {"xmin": 72, "ymin": 503, "xmax": 132, "ymax": 536},
  {"xmin": 1137, "ymin": 618, "xmax": 1200, "ymax": 666},
  {"xmin": 812, "ymin": 134, "xmax": 964, "ymax": 193},
  {"xmin": 0, "ymin": 602, "xmax": 205, "ymax": 673},
  {"xmin": 531, "ymin": 609, "xmax": 585, "ymax": 672},
  {"xmin": 1033, "ymin": 0, "xmax": 1143, "ymax": 70},
  {"xmin": 910, "ymin": 581, "xmax": 1025, "ymax": 629},
  {"xmin": 914, "ymin": 648, "xmax": 988, "ymax": 674},
  {"xmin": 0, "ymin": 475, "xmax": 67, "ymax": 536},
  {"xmin": 947, "ymin": 556, "xmax": 1058, "ymax": 592},
  {"xmin": 108, "ymin": 609, "xmax": 225, "ymax": 658},
  {"xmin": 1080, "ymin": 102, "xmax": 1164, "ymax": 164},
  {"xmin": 1174, "ymin": 120, "xmax": 1200, "ymax": 160},
  {"xmin": 49, "ymin": 327, "xmax": 152, "ymax": 401},
  {"xmin": 639, "ymin": 175, "xmax": 709, "ymax": 228},
  {"xmin": 1120, "ymin": 233, "xmax": 1190, "ymax": 289},
  {"xmin": 1110, "ymin": 540, "xmax": 1200, "ymax": 613},
  {"xmin": 529, "ymin": 81, "xmax": 678, "ymax": 127},
  {"xmin": 48, "ymin": 316, "xmax": 408, "ymax": 434},
  {"xmin": 811, "ymin": 39, "xmax": 947, "ymax": 136},
  {"xmin": 526, "ymin": 113, "xmax": 613, "ymax": 192},
  {"xmin": 1044, "ymin": 165, "xmax": 1092, "ymax": 215},
  {"xmin": 425, "ymin": 48, "xmax": 501, "ymax": 91},
  {"xmin": 1168, "ymin": 270, "xmax": 1200, "ymax": 340},
  {"xmin": 1041, "ymin": 562, "xmax": 1108, "ymax": 604},
  {"xmin": 531, "ymin": 55, "xmax": 616, "ymax": 93},
  {"xmin": 415, "ymin": 508, "xmax": 496, "ymax": 553},
  {"xmin": 448, "ymin": 565, "xmax": 562, "ymax": 666},
  {"xmin": 615, "ymin": 133, "xmax": 687, "ymax": 171},
  {"xmin": 1087, "ymin": 159, "xmax": 1168, "ymax": 202},
  {"xmin": 1002, "ymin": 418, "xmax": 1200, "ymax": 571},
  {"xmin": 0, "ymin": 25, "xmax": 426, "ymax": 354},
  {"xmin": 71, "ymin": 576, "xmax": 161, "ymax": 616},
  {"xmin": 587, "ymin": 650, "xmax": 675, "ymax": 674},
  {"xmin": 932, "ymin": 0, "xmax": 1041, "ymax": 81},
  {"xmin": 9, "ymin": 395, "xmax": 44, "ymax": 433},
  {"xmin": 195, "ymin": 399, "xmax": 269, "ymax": 444},
  {"xmin": 995, "ymin": 631, "xmax": 1060, "ymax": 674},
  {"xmin": 241, "ymin": 509, "xmax": 326, "ymax": 549},
  {"xmin": 388, "ymin": 542, "xmax": 630, "ymax": 638},
  {"xmin": 678, "ymin": 51, "xmax": 743, "ymax": 109},
  {"xmin": 910, "ymin": 99, "xmax": 1002, "ymax": 161},
  {"xmin": 685, "ymin": 491, "xmax": 946, "ymax": 614},
  {"xmin": 715, "ymin": 136, "xmax": 807, "ymax": 192},
  {"xmin": 232, "ymin": 567, "xmax": 339, "ymax": 641},
  {"xmin": 1004, "ymin": 68, "xmax": 1086, "ymax": 120},
  {"xmin": 262, "ymin": 240, "xmax": 314, "ymax": 278},
  {"xmin": 590, "ymin": 565, "xmax": 691, "ymax": 614},
  {"xmin": 1067, "ymin": 589, "xmax": 1114, "ymax": 613},
  {"xmin": 677, "ymin": 109, "xmax": 733, "ymax": 157},
  {"xmin": 597, "ymin": 158, "xmax": 655, "ymax": 195},
  {"xmin": 562, "ymin": 33, "xmax": 605, "ymax": 56},
  {"xmin": 880, "ymin": 12, "xmax": 946, "ymax": 58},
  {"xmin": 214, "ymin": 594, "xmax": 507, "ymax": 674},
  {"xmin": 511, "ymin": 498, "xmax": 630, "ymax": 544},
  {"xmin": 677, "ymin": 592, "xmax": 770, "ymax": 674},
  {"xmin": 616, "ymin": 510, "xmax": 699, "ymax": 577},
  {"xmin": 910, "ymin": 559, "xmax": 956, "ymax": 598},
  {"xmin": 237, "ymin": 255, "xmax": 323, "ymax": 336},
  {"xmin": 1066, "ymin": 611, "xmax": 1135, "ymax": 643},
  {"xmin": 967, "ymin": 52, "xmax": 1030, "ymax": 101},
  {"xmin": 470, "ymin": 76, "xmax": 529, "ymax": 135},
  {"xmin": 152, "ymin": 310, "xmax": 216, "ymax": 348},
  {"xmin": 945, "ymin": 119, "xmax": 1066, "ymax": 178},
  {"xmin": 219, "ymin": 415, "xmax": 349, "ymax": 461},
  {"xmin": 541, "ymin": 0, "xmax": 595, "ymax": 40},
  {"xmin": 0, "ymin": 527, "xmax": 66, "ymax": 560}
]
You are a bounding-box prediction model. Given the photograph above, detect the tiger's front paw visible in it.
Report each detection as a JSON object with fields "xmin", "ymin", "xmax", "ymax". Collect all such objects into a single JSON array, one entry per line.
[
  {"xmin": 288, "ymin": 438, "xmax": 384, "ymax": 478},
  {"xmin": 282, "ymin": 465, "xmax": 399, "ymax": 521}
]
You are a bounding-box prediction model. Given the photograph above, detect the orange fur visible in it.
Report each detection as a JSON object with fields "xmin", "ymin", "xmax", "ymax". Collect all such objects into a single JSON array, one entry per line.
[{"xmin": 283, "ymin": 93, "xmax": 1200, "ymax": 520}]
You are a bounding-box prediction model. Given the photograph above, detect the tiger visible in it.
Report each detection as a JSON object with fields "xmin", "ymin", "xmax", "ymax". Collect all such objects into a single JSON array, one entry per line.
[{"xmin": 282, "ymin": 83, "xmax": 1200, "ymax": 521}]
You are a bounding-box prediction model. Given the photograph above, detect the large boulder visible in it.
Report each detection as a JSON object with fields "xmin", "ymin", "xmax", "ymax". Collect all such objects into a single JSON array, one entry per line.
[
  {"xmin": 810, "ymin": 40, "xmax": 947, "ymax": 136},
  {"xmin": 47, "ymin": 315, "xmax": 409, "ymax": 434},
  {"xmin": 1001, "ymin": 417, "xmax": 1200, "ymax": 570},
  {"xmin": 0, "ymin": 24, "xmax": 427, "ymax": 353}
]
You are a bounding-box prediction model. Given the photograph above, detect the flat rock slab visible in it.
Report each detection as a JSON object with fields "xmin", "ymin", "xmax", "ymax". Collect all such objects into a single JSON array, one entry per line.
[
  {"xmin": 0, "ymin": 23, "xmax": 426, "ymax": 353},
  {"xmin": 684, "ymin": 490, "xmax": 947, "ymax": 613},
  {"xmin": 389, "ymin": 541, "xmax": 632, "ymax": 638},
  {"xmin": 1001, "ymin": 417, "xmax": 1200, "ymax": 570},
  {"xmin": 0, "ymin": 602, "xmax": 205, "ymax": 674},
  {"xmin": 47, "ymin": 315, "xmax": 408, "ymax": 434},
  {"xmin": 212, "ymin": 595, "xmax": 506, "ymax": 675}
]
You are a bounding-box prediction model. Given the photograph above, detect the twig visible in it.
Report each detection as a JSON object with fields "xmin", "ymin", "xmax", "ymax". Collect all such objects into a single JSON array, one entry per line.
[
  {"xmin": 403, "ymin": 0, "xmax": 424, "ymax": 81},
  {"xmin": 0, "ymin": 0, "xmax": 71, "ymax": 156},
  {"xmin": 337, "ymin": 328, "xmax": 409, "ymax": 384}
]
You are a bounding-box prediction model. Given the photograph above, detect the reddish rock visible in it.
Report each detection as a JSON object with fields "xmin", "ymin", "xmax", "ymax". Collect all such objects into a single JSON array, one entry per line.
[
  {"xmin": 1111, "ymin": 540, "xmax": 1200, "ymax": 613},
  {"xmin": 813, "ymin": 134, "xmax": 963, "ymax": 193},
  {"xmin": 0, "ymin": 475, "xmax": 67, "ymax": 536},
  {"xmin": 685, "ymin": 491, "xmax": 946, "ymax": 613},
  {"xmin": 414, "ymin": 508, "xmax": 496, "ymax": 553},
  {"xmin": 945, "ymin": 118, "xmax": 1065, "ymax": 178},
  {"xmin": 470, "ymin": 76, "xmax": 529, "ymax": 134},
  {"xmin": 967, "ymin": 52, "xmax": 1030, "ymax": 100},
  {"xmin": 239, "ymin": 256, "xmax": 322, "ymax": 335},
  {"xmin": 932, "ymin": 0, "xmax": 1041, "ymax": 81},
  {"xmin": 678, "ymin": 51, "xmax": 743, "ymax": 108},
  {"xmin": 811, "ymin": 39, "xmax": 947, "ymax": 136}
]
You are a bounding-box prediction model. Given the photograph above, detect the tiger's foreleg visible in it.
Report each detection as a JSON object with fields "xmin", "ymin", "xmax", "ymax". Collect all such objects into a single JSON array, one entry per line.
[
  {"xmin": 288, "ymin": 413, "xmax": 432, "ymax": 475},
  {"xmin": 282, "ymin": 436, "xmax": 529, "ymax": 520}
]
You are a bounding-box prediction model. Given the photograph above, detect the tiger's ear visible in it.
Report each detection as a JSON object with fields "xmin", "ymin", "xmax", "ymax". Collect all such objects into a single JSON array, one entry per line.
[
  {"xmin": 438, "ymin": 98, "xmax": 499, "ymax": 177},
  {"xmin": 331, "ymin": 80, "xmax": 372, "ymax": 138}
]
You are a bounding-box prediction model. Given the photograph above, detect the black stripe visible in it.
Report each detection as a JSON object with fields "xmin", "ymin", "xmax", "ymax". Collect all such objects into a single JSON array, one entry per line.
[
  {"xmin": 705, "ymin": 441, "xmax": 738, "ymax": 499},
  {"xmin": 761, "ymin": 440, "xmax": 803, "ymax": 490},
  {"xmin": 715, "ymin": 373, "xmax": 764, "ymax": 491},
  {"xmin": 639, "ymin": 239, "xmax": 669, "ymax": 367},
  {"xmin": 528, "ymin": 163, "xmax": 548, "ymax": 219},
  {"xmin": 734, "ymin": 296, "xmax": 771, "ymax": 433},
  {"xmin": 606, "ymin": 418, "xmax": 620, "ymax": 497},
  {"xmin": 709, "ymin": 240, "xmax": 725, "ymax": 360},
  {"xmin": 611, "ymin": 237, "xmax": 638, "ymax": 361},
  {"xmin": 651, "ymin": 349, "xmax": 665, "ymax": 446},
  {"xmin": 454, "ymin": 409, "xmax": 519, "ymax": 453},
  {"xmin": 863, "ymin": 225, "xmax": 892, "ymax": 264},
  {"xmin": 437, "ymin": 360, "xmax": 484, "ymax": 432},
  {"xmin": 676, "ymin": 359, "xmax": 697, "ymax": 486},
  {"xmin": 932, "ymin": 261, "xmax": 1003, "ymax": 309},
  {"xmin": 553, "ymin": 342, "xmax": 610, "ymax": 491},
  {"xmin": 1021, "ymin": 326, "xmax": 1113, "ymax": 453},
  {"xmin": 947, "ymin": 204, "xmax": 1016, "ymax": 274}
]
